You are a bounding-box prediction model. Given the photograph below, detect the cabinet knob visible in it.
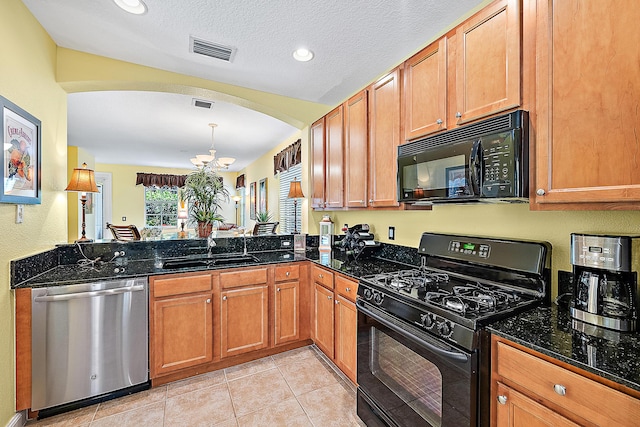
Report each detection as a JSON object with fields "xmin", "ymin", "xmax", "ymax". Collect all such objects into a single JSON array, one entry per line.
[
  {"xmin": 369, "ymin": 199, "xmax": 373, "ymax": 204},
  {"xmin": 286, "ymin": 271, "xmax": 290, "ymax": 277},
  {"xmin": 436, "ymin": 118, "xmax": 443, "ymax": 125},
  {"xmin": 277, "ymin": 288, "xmax": 281, "ymax": 292},
  {"xmin": 206, "ymin": 298, "xmax": 211, "ymax": 304},
  {"xmin": 319, "ymin": 274, "xmax": 324, "ymax": 279},
  {"xmin": 345, "ymin": 287, "xmax": 351, "ymax": 292},
  {"xmin": 222, "ymin": 295, "xmax": 227, "ymax": 301},
  {"xmin": 335, "ymin": 300, "xmax": 340, "ymax": 305},
  {"xmin": 497, "ymin": 395, "xmax": 508, "ymax": 405},
  {"xmin": 553, "ymin": 384, "xmax": 566, "ymax": 396},
  {"xmin": 327, "ymin": 295, "xmax": 332, "ymax": 300},
  {"xmin": 456, "ymin": 112, "xmax": 462, "ymax": 119},
  {"xmin": 536, "ymin": 188, "xmax": 546, "ymax": 196}
]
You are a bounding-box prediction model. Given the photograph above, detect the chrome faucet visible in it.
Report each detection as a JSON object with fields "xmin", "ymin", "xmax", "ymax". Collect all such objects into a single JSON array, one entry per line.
[
  {"xmin": 207, "ymin": 232, "xmax": 216, "ymax": 254},
  {"xmin": 242, "ymin": 229, "xmax": 248, "ymax": 256}
]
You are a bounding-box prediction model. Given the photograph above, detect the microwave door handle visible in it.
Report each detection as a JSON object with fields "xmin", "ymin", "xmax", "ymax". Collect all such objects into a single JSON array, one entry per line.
[{"xmin": 469, "ymin": 139, "xmax": 483, "ymax": 196}]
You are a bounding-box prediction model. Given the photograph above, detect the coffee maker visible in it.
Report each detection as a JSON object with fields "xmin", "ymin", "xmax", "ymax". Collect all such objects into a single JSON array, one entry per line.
[{"xmin": 570, "ymin": 233, "xmax": 638, "ymax": 332}]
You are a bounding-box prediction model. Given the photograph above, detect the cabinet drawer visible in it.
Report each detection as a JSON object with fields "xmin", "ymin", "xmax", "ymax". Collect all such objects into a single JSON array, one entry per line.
[
  {"xmin": 220, "ymin": 267, "xmax": 268, "ymax": 289},
  {"xmin": 152, "ymin": 273, "xmax": 212, "ymax": 298},
  {"xmin": 335, "ymin": 276, "xmax": 358, "ymax": 302},
  {"xmin": 275, "ymin": 264, "xmax": 300, "ymax": 282},
  {"xmin": 311, "ymin": 266, "xmax": 334, "ymax": 289},
  {"xmin": 496, "ymin": 341, "xmax": 640, "ymax": 426}
]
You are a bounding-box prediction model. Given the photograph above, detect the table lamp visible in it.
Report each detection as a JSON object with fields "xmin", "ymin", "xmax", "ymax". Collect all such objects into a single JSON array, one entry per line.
[
  {"xmin": 287, "ymin": 178, "xmax": 305, "ymax": 234},
  {"xmin": 177, "ymin": 201, "xmax": 189, "ymax": 238},
  {"xmin": 65, "ymin": 163, "xmax": 99, "ymax": 242}
]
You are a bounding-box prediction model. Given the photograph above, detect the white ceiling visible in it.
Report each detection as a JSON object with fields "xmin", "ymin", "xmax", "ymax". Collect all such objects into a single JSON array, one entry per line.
[{"xmin": 22, "ymin": 0, "xmax": 483, "ymax": 170}]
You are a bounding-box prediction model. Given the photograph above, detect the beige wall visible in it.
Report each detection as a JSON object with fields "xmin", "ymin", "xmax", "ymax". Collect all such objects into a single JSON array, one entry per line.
[{"xmin": 0, "ymin": 0, "xmax": 68, "ymax": 424}]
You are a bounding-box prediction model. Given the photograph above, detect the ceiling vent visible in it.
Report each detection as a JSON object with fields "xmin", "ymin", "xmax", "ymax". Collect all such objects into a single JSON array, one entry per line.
[
  {"xmin": 192, "ymin": 98, "xmax": 213, "ymax": 109},
  {"xmin": 190, "ymin": 36, "xmax": 236, "ymax": 62}
]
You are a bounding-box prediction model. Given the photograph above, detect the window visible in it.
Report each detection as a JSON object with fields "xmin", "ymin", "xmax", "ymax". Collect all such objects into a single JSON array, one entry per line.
[
  {"xmin": 279, "ymin": 164, "xmax": 302, "ymax": 234},
  {"xmin": 144, "ymin": 187, "xmax": 179, "ymax": 227}
]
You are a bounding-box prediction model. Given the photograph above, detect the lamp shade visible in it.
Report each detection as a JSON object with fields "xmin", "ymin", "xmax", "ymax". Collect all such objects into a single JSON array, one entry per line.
[
  {"xmin": 65, "ymin": 163, "xmax": 99, "ymax": 193},
  {"xmin": 287, "ymin": 180, "xmax": 305, "ymax": 199}
]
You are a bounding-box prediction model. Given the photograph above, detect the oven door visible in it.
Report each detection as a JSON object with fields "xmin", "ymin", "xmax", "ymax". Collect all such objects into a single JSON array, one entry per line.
[{"xmin": 356, "ymin": 300, "xmax": 478, "ymax": 427}]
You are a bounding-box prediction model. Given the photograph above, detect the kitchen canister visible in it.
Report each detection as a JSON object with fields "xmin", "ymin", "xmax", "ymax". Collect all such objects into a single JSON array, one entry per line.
[{"xmin": 319, "ymin": 215, "xmax": 334, "ymax": 250}]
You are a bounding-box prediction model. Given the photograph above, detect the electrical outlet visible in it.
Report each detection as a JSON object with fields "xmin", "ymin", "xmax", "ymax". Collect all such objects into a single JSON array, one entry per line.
[
  {"xmin": 121, "ymin": 216, "xmax": 126, "ymax": 221},
  {"xmin": 388, "ymin": 226, "xmax": 395, "ymax": 240},
  {"xmin": 16, "ymin": 204, "xmax": 24, "ymax": 224},
  {"xmin": 281, "ymin": 240, "xmax": 292, "ymax": 248}
]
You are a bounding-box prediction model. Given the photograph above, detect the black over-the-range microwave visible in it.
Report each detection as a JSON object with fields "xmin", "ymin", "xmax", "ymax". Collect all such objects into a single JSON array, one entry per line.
[{"xmin": 397, "ymin": 110, "xmax": 529, "ymax": 204}]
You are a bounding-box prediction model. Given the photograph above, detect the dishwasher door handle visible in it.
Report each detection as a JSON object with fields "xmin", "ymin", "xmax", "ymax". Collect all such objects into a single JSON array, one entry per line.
[{"xmin": 33, "ymin": 285, "xmax": 146, "ymax": 302}]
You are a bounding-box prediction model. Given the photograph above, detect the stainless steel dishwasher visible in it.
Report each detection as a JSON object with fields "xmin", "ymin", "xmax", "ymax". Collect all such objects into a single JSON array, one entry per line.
[{"xmin": 31, "ymin": 277, "xmax": 149, "ymax": 411}]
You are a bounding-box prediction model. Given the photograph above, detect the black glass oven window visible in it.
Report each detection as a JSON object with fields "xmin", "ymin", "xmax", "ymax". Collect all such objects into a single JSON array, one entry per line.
[{"xmin": 371, "ymin": 329, "xmax": 443, "ymax": 427}]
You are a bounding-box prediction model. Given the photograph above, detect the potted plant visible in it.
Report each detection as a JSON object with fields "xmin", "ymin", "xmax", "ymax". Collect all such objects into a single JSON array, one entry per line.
[
  {"xmin": 181, "ymin": 167, "xmax": 230, "ymax": 238},
  {"xmin": 255, "ymin": 210, "xmax": 272, "ymax": 223}
]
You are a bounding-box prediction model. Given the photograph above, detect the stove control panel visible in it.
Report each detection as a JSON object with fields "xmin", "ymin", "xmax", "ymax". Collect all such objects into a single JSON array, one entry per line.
[{"xmin": 448, "ymin": 240, "xmax": 491, "ymax": 258}]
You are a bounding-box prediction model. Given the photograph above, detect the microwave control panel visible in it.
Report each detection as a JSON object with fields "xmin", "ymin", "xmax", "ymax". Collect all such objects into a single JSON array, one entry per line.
[{"xmin": 481, "ymin": 133, "xmax": 515, "ymax": 197}]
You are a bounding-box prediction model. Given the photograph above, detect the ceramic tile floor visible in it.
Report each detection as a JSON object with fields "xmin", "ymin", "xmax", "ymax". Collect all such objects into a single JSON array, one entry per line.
[{"xmin": 26, "ymin": 345, "xmax": 366, "ymax": 427}]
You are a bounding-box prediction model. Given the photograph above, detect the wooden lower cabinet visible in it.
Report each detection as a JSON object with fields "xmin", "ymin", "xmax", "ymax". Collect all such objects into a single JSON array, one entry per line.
[
  {"xmin": 152, "ymin": 292, "xmax": 213, "ymax": 377},
  {"xmin": 334, "ymin": 294, "xmax": 357, "ymax": 383},
  {"xmin": 495, "ymin": 382, "xmax": 579, "ymax": 427},
  {"xmin": 221, "ymin": 285, "xmax": 269, "ymax": 358},
  {"xmin": 274, "ymin": 280, "xmax": 300, "ymax": 346},
  {"xmin": 314, "ymin": 282, "xmax": 335, "ymax": 356},
  {"xmin": 492, "ymin": 335, "xmax": 640, "ymax": 426}
]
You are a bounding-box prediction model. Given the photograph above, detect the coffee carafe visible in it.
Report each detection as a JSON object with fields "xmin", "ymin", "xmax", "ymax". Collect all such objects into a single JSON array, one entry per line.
[{"xmin": 570, "ymin": 233, "xmax": 638, "ymax": 332}]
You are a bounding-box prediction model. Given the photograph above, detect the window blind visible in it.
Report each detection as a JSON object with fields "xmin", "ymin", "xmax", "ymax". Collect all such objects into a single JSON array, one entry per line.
[{"xmin": 278, "ymin": 164, "xmax": 302, "ymax": 234}]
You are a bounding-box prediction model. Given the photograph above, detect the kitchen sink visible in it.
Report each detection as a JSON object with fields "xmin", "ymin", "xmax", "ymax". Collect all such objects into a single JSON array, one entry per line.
[{"xmin": 161, "ymin": 253, "xmax": 259, "ymax": 269}]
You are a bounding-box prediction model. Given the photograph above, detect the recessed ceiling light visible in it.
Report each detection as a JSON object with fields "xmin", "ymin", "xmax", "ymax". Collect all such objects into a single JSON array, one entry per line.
[
  {"xmin": 113, "ymin": 0, "xmax": 147, "ymax": 15},
  {"xmin": 293, "ymin": 48, "xmax": 314, "ymax": 62}
]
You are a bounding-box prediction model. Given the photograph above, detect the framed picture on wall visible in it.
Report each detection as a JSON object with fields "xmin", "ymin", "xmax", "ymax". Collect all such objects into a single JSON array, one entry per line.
[
  {"xmin": 0, "ymin": 95, "xmax": 42, "ymax": 204},
  {"xmin": 258, "ymin": 177, "xmax": 267, "ymax": 214},
  {"xmin": 249, "ymin": 181, "xmax": 256, "ymax": 220}
]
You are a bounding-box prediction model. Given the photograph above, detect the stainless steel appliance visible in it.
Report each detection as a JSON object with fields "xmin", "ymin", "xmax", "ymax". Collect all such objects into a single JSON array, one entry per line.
[
  {"xmin": 31, "ymin": 278, "xmax": 149, "ymax": 413},
  {"xmin": 570, "ymin": 233, "xmax": 638, "ymax": 332},
  {"xmin": 398, "ymin": 110, "xmax": 528, "ymax": 204},
  {"xmin": 356, "ymin": 233, "xmax": 550, "ymax": 426}
]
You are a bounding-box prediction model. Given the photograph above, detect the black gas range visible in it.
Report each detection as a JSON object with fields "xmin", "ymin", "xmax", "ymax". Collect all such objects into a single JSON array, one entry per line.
[{"xmin": 356, "ymin": 233, "xmax": 550, "ymax": 427}]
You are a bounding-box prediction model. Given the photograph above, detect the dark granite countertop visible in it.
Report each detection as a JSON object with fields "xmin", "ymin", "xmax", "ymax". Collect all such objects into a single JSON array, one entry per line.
[{"xmin": 488, "ymin": 304, "xmax": 640, "ymax": 394}]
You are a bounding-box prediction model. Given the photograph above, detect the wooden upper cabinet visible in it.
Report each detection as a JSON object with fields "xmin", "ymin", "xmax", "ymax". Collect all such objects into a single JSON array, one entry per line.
[
  {"xmin": 532, "ymin": 0, "xmax": 640, "ymax": 207},
  {"xmin": 369, "ymin": 67, "xmax": 402, "ymax": 207},
  {"xmin": 325, "ymin": 105, "xmax": 344, "ymax": 208},
  {"xmin": 404, "ymin": 36, "xmax": 448, "ymax": 140},
  {"xmin": 310, "ymin": 118, "xmax": 326, "ymax": 209},
  {"xmin": 454, "ymin": 0, "xmax": 521, "ymax": 125},
  {"xmin": 344, "ymin": 90, "xmax": 369, "ymax": 207}
]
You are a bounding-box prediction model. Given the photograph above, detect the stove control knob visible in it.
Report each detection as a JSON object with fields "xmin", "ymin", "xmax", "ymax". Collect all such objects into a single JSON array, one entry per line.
[
  {"xmin": 437, "ymin": 321, "xmax": 453, "ymax": 337},
  {"xmin": 373, "ymin": 292, "xmax": 384, "ymax": 305},
  {"xmin": 420, "ymin": 314, "xmax": 434, "ymax": 328},
  {"xmin": 363, "ymin": 288, "xmax": 373, "ymax": 301}
]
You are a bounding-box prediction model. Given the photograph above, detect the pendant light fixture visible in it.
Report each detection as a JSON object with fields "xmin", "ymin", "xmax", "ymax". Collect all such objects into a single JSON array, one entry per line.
[{"xmin": 190, "ymin": 123, "xmax": 236, "ymax": 170}]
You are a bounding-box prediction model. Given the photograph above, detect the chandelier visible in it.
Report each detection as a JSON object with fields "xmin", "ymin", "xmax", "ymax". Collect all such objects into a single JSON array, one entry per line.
[{"xmin": 190, "ymin": 123, "xmax": 236, "ymax": 170}]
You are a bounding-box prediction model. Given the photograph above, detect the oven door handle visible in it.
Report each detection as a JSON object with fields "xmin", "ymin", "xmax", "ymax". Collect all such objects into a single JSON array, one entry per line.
[{"xmin": 357, "ymin": 301, "xmax": 469, "ymax": 363}]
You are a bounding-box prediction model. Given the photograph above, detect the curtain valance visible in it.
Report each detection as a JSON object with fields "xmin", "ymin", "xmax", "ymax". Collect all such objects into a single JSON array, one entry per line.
[
  {"xmin": 135, "ymin": 172, "xmax": 187, "ymax": 188},
  {"xmin": 273, "ymin": 139, "xmax": 302, "ymax": 175}
]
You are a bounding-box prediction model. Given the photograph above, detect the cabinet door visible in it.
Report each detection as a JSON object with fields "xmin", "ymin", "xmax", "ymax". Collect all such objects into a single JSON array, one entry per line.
[
  {"xmin": 404, "ymin": 37, "xmax": 447, "ymax": 140},
  {"xmin": 274, "ymin": 280, "xmax": 300, "ymax": 346},
  {"xmin": 344, "ymin": 90, "xmax": 369, "ymax": 207},
  {"xmin": 533, "ymin": 0, "xmax": 640, "ymax": 206},
  {"xmin": 334, "ymin": 295, "xmax": 357, "ymax": 384},
  {"xmin": 495, "ymin": 382, "xmax": 580, "ymax": 427},
  {"xmin": 220, "ymin": 285, "xmax": 269, "ymax": 358},
  {"xmin": 369, "ymin": 67, "xmax": 402, "ymax": 207},
  {"xmin": 152, "ymin": 293, "xmax": 213, "ymax": 377},
  {"xmin": 325, "ymin": 105, "xmax": 344, "ymax": 208},
  {"xmin": 455, "ymin": 0, "xmax": 520, "ymax": 125},
  {"xmin": 313, "ymin": 283, "xmax": 335, "ymax": 358},
  {"xmin": 310, "ymin": 118, "xmax": 326, "ymax": 209}
]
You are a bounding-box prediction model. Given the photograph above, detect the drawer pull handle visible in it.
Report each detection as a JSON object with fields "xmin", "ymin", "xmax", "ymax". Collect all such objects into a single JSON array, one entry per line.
[
  {"xmin": 345, "ymin": 287, "xmax": 351, "ymax": 292},
  {"xmin": 319, "ymin": 274, "xmax": 324, "ymax": 279},
  {"xmin": 497, "ymin": 395, "xmax": 507, "ymax": 405},
  {"xmin": 553, "ymin": 384, "xmax": 566, "ymax": 396},
  {"xmin": 222, "ymin": 295, "xmax": 227, "ymax": 301}
]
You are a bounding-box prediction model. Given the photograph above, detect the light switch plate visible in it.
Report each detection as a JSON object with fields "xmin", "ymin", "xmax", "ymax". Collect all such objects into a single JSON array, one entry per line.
[{"xmin": 16, "ymin": 204, "xmax": 24, "ymax": 224}]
